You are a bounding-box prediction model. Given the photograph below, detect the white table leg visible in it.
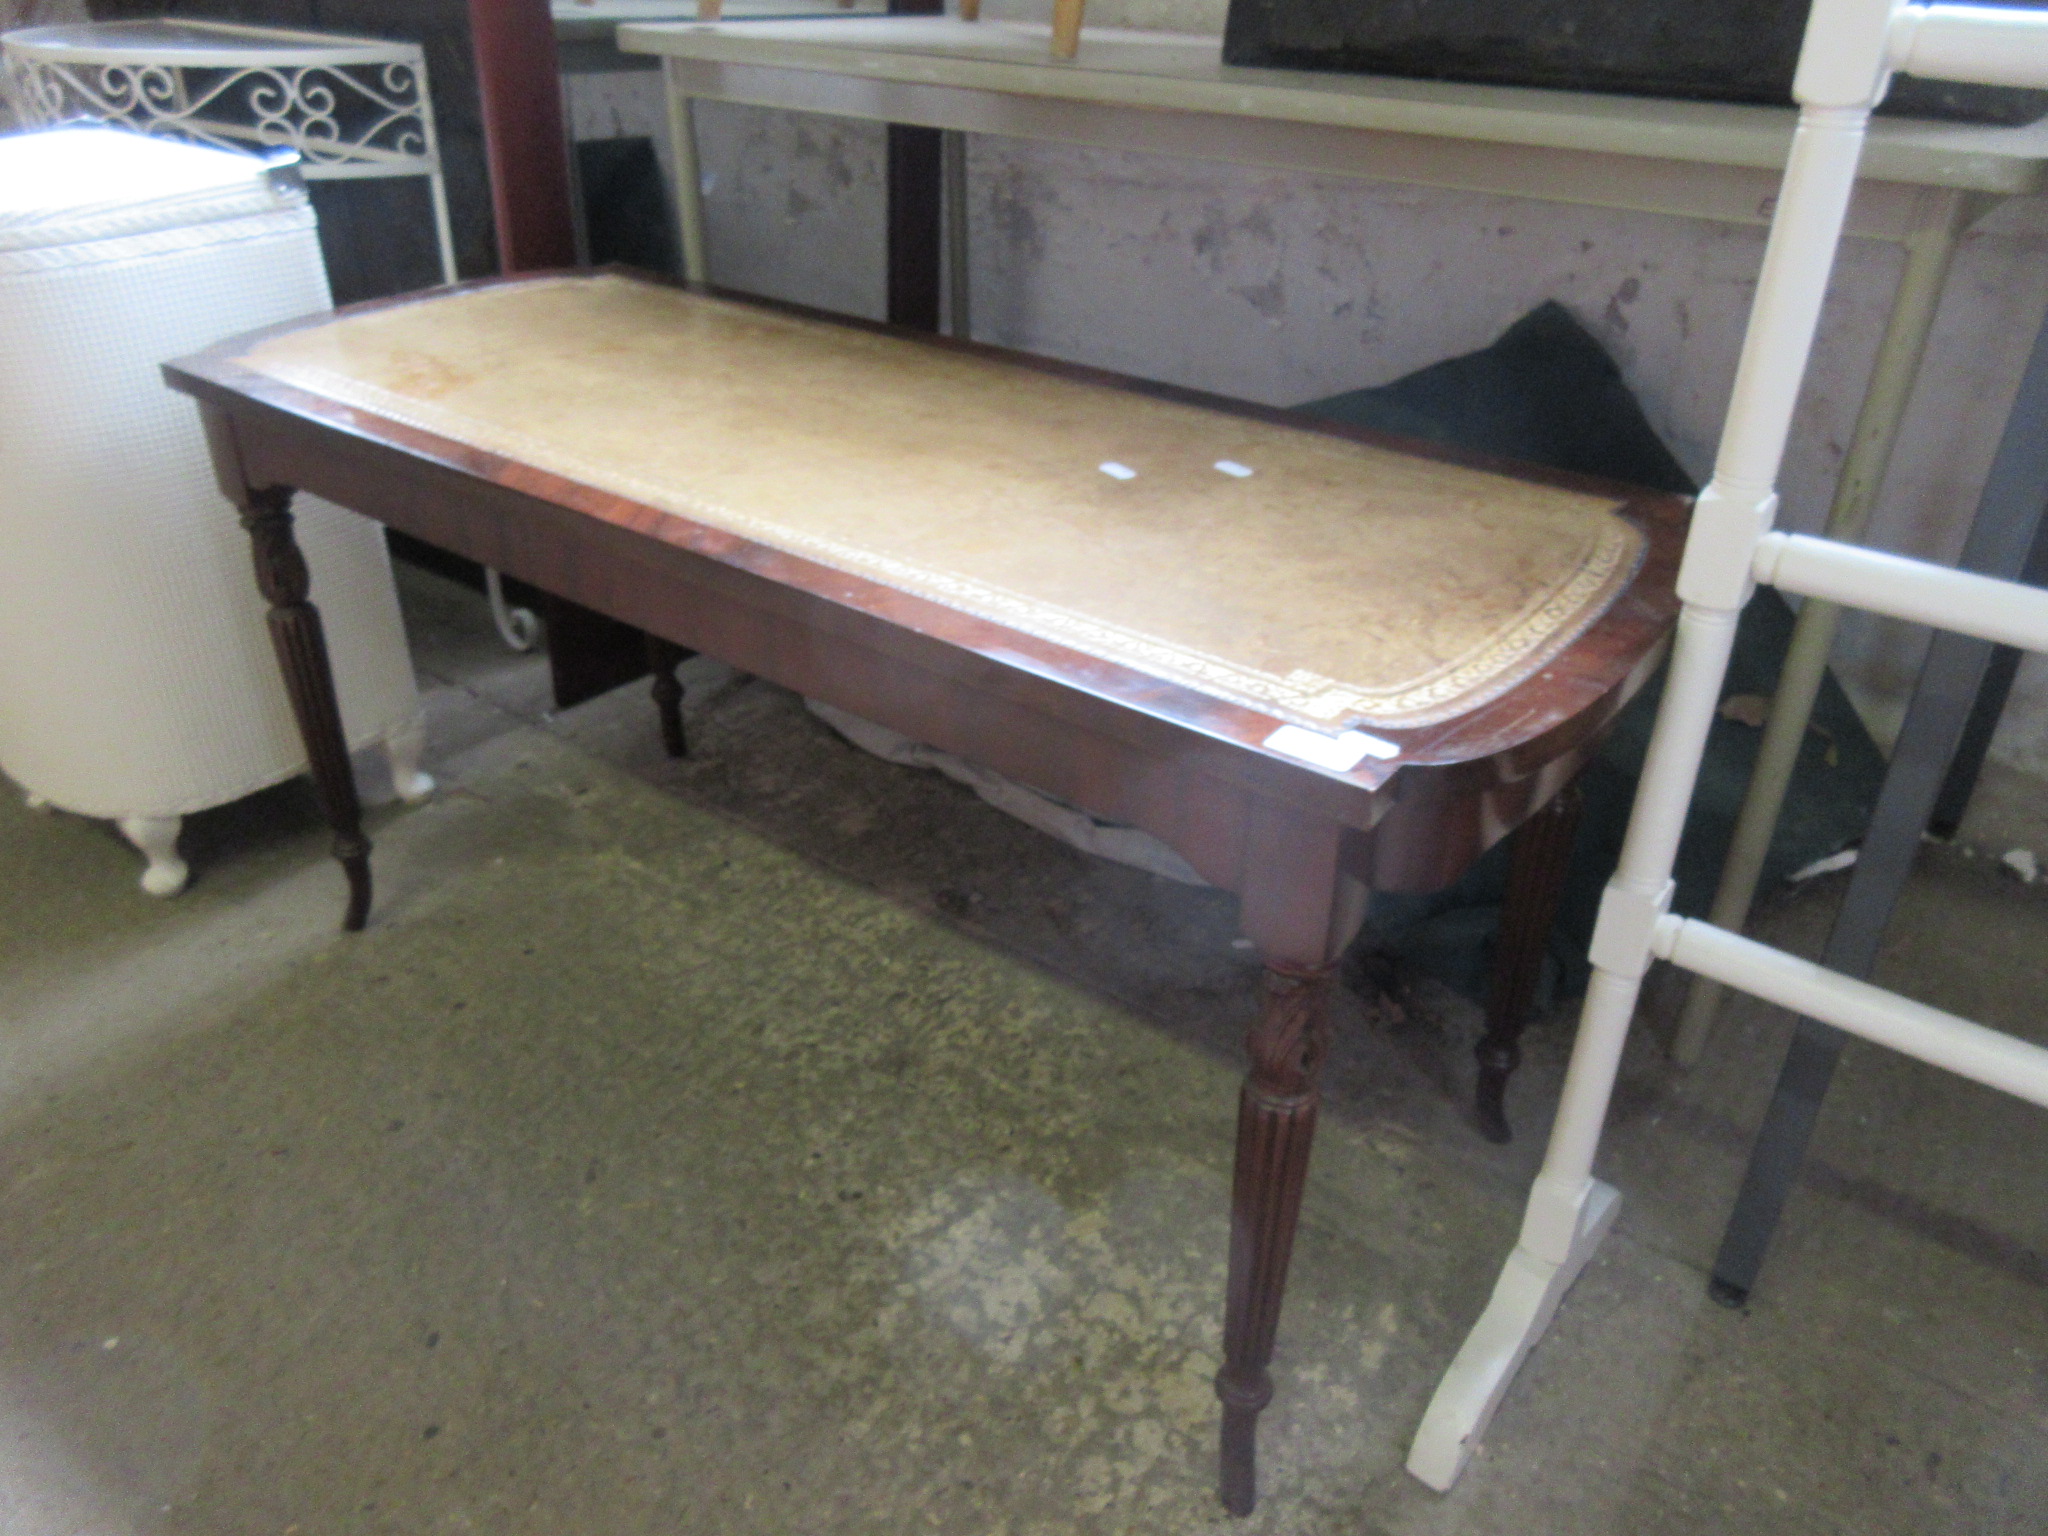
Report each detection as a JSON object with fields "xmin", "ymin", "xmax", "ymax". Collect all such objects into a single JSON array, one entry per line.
[
  {"xmin": 664, "ymin": 62, "xmax": 710, "ymax": 285},
  {"xmin": 118, "ymin": 815, "xmax": 188, "ymax": 898},
  {"xmin": 944, "ymin": 128, "xmax": 971, "ymax": 339},
  {"xmin": 383, "ymin": 712, "xmax": 436, "ymax": 805}
]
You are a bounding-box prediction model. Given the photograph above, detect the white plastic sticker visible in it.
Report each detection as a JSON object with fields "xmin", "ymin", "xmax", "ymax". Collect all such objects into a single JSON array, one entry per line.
[
  {"xmin": 1262, "ymin": 724, "xmax": 1400, "ymax": 770},
  {"xmin": 1214, "ymin": 460, "xmax": 1254, "ymax": 478},
  {"xmin": 1098, "ymin": 461, "xmax": 1137, "ymax": 480}
]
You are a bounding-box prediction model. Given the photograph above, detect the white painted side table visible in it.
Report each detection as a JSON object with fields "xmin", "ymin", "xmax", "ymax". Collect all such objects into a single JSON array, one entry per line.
[
  {"xmin": 555, "ymin": 0, "xmax": 885, "ymax": 70},
  {"xmin": 622, "ymin": 16, "xmax": 2048, "ymax": 540}
]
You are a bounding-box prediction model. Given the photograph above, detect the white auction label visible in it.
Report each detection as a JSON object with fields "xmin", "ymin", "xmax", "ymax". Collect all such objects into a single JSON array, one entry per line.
[{"xmin": 1262, "ymin": 724, "xmax": 1400, "ymax": 770}]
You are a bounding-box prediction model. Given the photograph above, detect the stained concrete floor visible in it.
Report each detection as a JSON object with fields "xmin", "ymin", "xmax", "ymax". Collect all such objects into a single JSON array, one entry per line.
[{"xmin": 3, "ymin": 564, "xmax": 2045, "ymax": 1535}]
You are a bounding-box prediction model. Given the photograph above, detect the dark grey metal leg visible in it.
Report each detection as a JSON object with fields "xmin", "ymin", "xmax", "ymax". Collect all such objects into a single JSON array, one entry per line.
[
  {"xmin": 1711, "ymin": 1017, "xmax": 1849, "ymax": 1304},
  {"xmin": 1928, "ymin": 642, "xmax": 2023, "ymax": 840}
]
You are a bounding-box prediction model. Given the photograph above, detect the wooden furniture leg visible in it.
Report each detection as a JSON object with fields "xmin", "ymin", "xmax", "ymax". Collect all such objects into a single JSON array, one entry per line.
[
  {"xmin": 886, "ymin": 123, "xmax": 944, "ymax": 332},
  {"xmin": 1214, "ymin": 811, "xmax": 1351, "ymax": 1514},
  {"xmin": 471, "ymin": 0, "xmax": 659, "ymax": 715},
  {"xmin": 237, "ymin": 484, "xmax": 373, "ymax": 931},
  {"xmin": 1476, "ymin": 779, "xmax": 1584, "ymax": 1143},
  {"xmin": 467, "ymin": 0, "xmax": 578, "ymax": 275},
  {"xmin": 1217, "ymin": 958, "xmax": 1336, "ymax": 1514},
  {"xmin": 646, "ymin": 634, "xmax": 691, "ymax": 758},
  {"xmin": 1051, "ymin": 0, "xmax": 1086, "ymax": 59},
  {"xmin": 883, "ymin": 0, "xmax": 946, "ymax": 330}
]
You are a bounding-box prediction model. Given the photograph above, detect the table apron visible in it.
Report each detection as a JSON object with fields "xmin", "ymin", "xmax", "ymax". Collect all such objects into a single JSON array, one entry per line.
[{"xmin": 212, "ymin": 398, "xmax": 1406, "ymax": 890}]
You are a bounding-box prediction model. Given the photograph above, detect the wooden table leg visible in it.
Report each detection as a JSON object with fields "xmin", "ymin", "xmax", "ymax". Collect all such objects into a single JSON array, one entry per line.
[
  {"xmin": 1217, "ymin": 958, "xmax": 1336, "ymax": 1515},
  {"xmin": 1475, "ymin": 779, "xmax": 1584, "ymax": 1142},
  {"xmin": 1214, "ymin": 809, "xmax": 1350, "ymax": 1514},
  {"xmin": 646, "ymin": 633, "xmax": 691, "ymax": 758},
  {"xmin": 237, "ymin": 484, "xmax": 373, "ymax": 931}
]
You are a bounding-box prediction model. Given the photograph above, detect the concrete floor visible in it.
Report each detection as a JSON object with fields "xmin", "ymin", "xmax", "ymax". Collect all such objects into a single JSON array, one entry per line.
[{"xmin": 3, "ymin": 565, "xmax": 2044, "ymax": 1535}]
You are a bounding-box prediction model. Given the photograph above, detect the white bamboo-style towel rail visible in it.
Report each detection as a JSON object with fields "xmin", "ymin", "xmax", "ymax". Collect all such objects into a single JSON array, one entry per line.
[{"xmin": 1408, "ymin": 0, "xmax": 2048, "ymax": 1491}]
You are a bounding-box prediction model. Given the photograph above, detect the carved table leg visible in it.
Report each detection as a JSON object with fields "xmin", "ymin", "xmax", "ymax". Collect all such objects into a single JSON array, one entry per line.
[
  {"xmin": 646, "ymin": 634, "xmax": 691, "ymax": 759},
  {"xmin": 1216, "ymin": 959, "xmax": 1336, "ymax": 1516},
  {"xmin": 239, "ymin": 486, "xmax": 373, "ymax": 931},
  {"xmin": 1476, "ymin": 779, "xmax": 1584, "ymax": 1143}
]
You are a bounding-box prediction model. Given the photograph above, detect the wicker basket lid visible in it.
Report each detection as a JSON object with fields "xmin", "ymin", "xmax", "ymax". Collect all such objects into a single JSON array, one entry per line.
[{"xmin": 0, "ymin": 125, "xmax": 303, "ymax": 254}]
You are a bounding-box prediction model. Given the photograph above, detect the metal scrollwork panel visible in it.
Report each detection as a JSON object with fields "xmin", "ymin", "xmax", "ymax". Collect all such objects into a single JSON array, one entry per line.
[{"xmin": 4, "ymin": 51, "xmax": 438, "ymax": 173}]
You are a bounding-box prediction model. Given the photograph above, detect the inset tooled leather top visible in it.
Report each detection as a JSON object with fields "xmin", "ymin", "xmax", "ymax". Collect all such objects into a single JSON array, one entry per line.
[{"xmin": 238, "ymin": 274, "xmax": 1646, "ymax": 729}]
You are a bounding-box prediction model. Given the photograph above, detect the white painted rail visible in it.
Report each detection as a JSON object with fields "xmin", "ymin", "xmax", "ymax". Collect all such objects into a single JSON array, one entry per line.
[
  {"xmin": 1411, "ymin": 0, "xmax": 2048, "ymax": 1493},
  {"xmin": 1756, "ymin": 531, "xmax": 2048, "ymax": 652}
]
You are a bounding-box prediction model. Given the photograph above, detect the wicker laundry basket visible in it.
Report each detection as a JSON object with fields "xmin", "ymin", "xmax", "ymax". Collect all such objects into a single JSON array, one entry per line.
[{"xmin": 0, "ymin": 126, "xmax": 428, "ymax": 896}]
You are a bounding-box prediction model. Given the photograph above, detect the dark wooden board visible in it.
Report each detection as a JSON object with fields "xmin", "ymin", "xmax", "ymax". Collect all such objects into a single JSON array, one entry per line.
[{"xmin": 1220, "ymin": 0, "xmax": 2048, "ymax": 124}]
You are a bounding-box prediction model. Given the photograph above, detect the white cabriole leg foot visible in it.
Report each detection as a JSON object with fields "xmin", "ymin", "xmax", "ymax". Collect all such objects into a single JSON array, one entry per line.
[
  {"xmin": 1406, "ymin": 1174, "xmax": 1621, "ymax": 1491},
  {"xmin": 383, "ymin": 714, "xmax": 436, "ymax": 804},
  {"xmin": 117, "ymin": 815, "xmax": 189, "ymax": 898}
]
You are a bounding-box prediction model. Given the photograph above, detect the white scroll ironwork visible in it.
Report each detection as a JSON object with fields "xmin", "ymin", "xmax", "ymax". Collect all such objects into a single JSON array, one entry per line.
[{"xmin": 2, "ymin": 20, "xmax": 458, "ymax": 279}]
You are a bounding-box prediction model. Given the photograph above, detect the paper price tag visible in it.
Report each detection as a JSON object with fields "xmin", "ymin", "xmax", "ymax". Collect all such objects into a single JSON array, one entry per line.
[{"xmin": 1262, "ymin": 724, "xmax": 1400, "ymax": 771}]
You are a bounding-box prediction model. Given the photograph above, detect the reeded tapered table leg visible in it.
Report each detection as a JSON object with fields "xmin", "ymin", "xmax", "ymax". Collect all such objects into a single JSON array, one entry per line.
[
  {"xmin": 1476, "ymin": 779, "xmax": 1583, "ymax": 1142},
  {"xmin": 1216, "ymin": 959, "xmax": 1335, "ymax": 1516},
  {"xmin": 238, "ymin": 484, "xmax": 373, "ymax": 931}
]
